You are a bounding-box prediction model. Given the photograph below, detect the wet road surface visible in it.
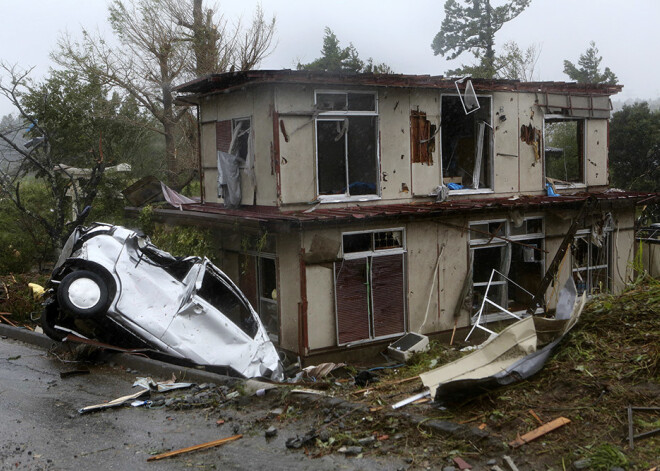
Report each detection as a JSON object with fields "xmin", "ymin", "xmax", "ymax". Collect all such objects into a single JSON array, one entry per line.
[{"xmin": 0, "ymin": 336, "xmax": 407, "ymax": 470}]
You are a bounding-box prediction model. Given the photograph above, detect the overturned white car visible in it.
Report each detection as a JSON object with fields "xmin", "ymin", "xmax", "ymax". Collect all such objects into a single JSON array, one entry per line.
[{"xmin": 43, "ymin": 223, "xmax": 283, "ymax": 381}]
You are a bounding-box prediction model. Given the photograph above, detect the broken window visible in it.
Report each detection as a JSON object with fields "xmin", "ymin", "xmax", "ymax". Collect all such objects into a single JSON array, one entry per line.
[
  {"xmin": 335, "ymin": 229, "xmax": 406, "ymax": 345},
  {"xmin": 231, "ymin": 118, "xmax": 251, "ymax": 164},
  {"xmin": 239, "ymin": 253, "xmax": 279, "ymax": 343},
  {"xmin": 544, "ymin": 117, "xmax": 585, "ymax": 183},
  {"xmin": 198, "ymin": 265, "xmax": 258, "ymax": 338},
  {"xmin": 441, "ymin": 95, "xmax": 492, "ymax": 190},
  {"xmin": 315, "ymin": 91, "xmax": 379, "ymax": 198},
  {"xmin": 571, "ymin": 229, "xmax": 611, "ymax": 295},
  {"xmin": 216, "ymin": 117, "xmax": 252, "ymax": 207},
  {"xmin": 410, "ymin": 110, "xmax": 436, "ymax": 165},
  {"xmin": 469, "ymin": 218, "xmax": 545, "ymax": 322}
]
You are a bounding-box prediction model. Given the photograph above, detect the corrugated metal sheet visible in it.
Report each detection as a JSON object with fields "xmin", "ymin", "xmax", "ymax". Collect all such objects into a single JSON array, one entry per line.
[
  {"xmin": 165, "ymin": 191, "xmax": 657, "ymax": 230},
  {"xmin": 174, "ymin": 70, "xmax": 623, "ymax": 98}
]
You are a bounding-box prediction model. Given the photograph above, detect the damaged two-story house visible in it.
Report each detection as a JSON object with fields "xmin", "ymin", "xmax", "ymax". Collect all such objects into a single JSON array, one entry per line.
[{"xmin": 150, "ymin": 70, "xmax": 655, "ymax": 362}]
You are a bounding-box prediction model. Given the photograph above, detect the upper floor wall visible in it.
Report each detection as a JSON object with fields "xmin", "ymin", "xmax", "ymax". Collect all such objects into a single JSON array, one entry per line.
[{"xmin": 196, "ymin": 80, "xmax": 612, "ymax": 208}]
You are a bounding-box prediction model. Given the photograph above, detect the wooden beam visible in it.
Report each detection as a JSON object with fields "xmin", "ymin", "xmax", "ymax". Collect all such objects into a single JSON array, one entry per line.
[
  {"xmin": 147, "ymin": 434, "xmax": 242, "ymax": 462},
  {"xmin": 509, "ymin": 417, "xmax": 571, "ymax": 448}
]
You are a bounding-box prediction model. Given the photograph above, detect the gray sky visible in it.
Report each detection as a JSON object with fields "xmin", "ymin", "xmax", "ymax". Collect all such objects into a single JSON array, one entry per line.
[{"xmin": 1, "ymin": 0, "xmax": 659, "ymax": 117}]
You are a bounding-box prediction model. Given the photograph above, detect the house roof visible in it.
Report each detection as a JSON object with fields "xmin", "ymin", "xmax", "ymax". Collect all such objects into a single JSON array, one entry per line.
[
  {"xmin": 174, "ymin": 69, "xmax": 623, "ymax": 98},
  {"xmin": 148, "ymin": 190, "xmax": 657, "ymax": 232}
]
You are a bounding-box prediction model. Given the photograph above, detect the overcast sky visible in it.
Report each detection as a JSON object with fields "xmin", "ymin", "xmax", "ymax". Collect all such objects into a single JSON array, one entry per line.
[{"xmin": 1, "ymin": 0, "xmax": 659, "ymax": 117}]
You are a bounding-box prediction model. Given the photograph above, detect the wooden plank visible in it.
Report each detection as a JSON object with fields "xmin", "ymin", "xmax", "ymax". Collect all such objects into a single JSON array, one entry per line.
[
  {"xmin": 147, "ymin": 434, "xmax": 242, "ymax": 461},
  {"xmin": 509, "ymin": 417, "xmax": 571, "ymax": 448}
]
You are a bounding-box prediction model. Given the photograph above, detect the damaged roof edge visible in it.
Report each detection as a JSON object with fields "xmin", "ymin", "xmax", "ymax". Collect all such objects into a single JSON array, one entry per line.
[
  {"xmin": 128, "ymin": 191, "xmax": 658, "ymax": 234},
  {"xmin": 173, "ymin": 69, "xmax": 623, "ymax": 97}
]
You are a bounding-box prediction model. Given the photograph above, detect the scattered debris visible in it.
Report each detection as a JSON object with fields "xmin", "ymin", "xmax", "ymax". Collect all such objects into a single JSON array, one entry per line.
[
  {"xmin": 420, "ymin": 279, "xmax": 586, "ymax": 404},
  {"xmin": 146, "ymin": 434, "xmax": 242, "ymax": 461},
  {"xmin": 502, "ymin": 455, "xmax": 519, "ymax": 471},
  {"xmin": 59, "ymin": 368, "xmax": 90, "ymax": 378},
  {"xmin": 337, "ymin": 446, "xmax": 362, "ymax": 455},
  {"xmin": 452, "ymin": 456, "xmax": 472, "ymax": 469},
  {"xmin": 79, "ymin": 389, "xmax": 149, "ymax": 414},
  {"xmin": 132, "ymin": 376, "xmax": 194, "ymax": 393},
  {"xmin": 509, "ymin": 417, "xmax": 571, "ymax": 448},
  {"xmin": 387, "ymin": 333, "xmax": 429, "ymax": 362},
  {"xmin": 265, "ymin": 426, "xmax": 277, "ymax": 438},
  {"xmin": 42, "ymin": 223, "xmax": 282, "ymax": 380},
  {"xmin": 627, "ymin": 405, "xmax": 660, "ymax": 449}
]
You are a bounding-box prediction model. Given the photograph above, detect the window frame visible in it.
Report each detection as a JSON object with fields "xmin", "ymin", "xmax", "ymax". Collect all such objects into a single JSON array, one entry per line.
[
  {"xmin": 439, "ymin": 93, "xmax": 494, "ymax": 195},
  {"xmin": 334, "ymin": 228, "xmax": 407, "ymax": 346},
  {"xmin": 469, "ymin": 217, "xmax": 545, "ymax": 323},
  {"xmin": 543, "ymin": 114, "xmax": 587, "ymax": 188},
  {"xmin": 571, "ymin": 228, "xmax": 612, "ymax": 296},
  {"xmin": 314, "ymin": 90, "xmax": 380, "ymax": 203}
]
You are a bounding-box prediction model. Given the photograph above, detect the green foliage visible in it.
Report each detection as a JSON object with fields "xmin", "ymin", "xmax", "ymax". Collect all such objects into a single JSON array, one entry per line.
[
  {"xmin": 609, "ymin": 102, "xmax": 660, "ymax": 191},
  {"xmin": 544, "ymin": 120, "xmax": 581, "ymax": 182},
  {"xmin": 298, "ymin": 27, "xmax": 392, "ymax": 74},
  {"xmin": 563, "ymin": 41, "xmax": 618, "ymax": 85},
  {"xmin": 0, "ymin": 179, "xmax": 56, "ymax": 272},
  {"xmin": 0, "ymin": 273, "xmax": 49, "ymax": 325},
  {"xmin": 0, "ymin": 66, "xmax": 162, "ymax": 268},
  {"xmin": 431, "ymin": 0, "xmax": 531, "ymax": 79},
  {"xmin": 137, "ymin": 205, "xmax": 214, "ymax": 261},
  {"xmin": 586, "ymin": 444, "xmax": 628, "ymax": 470}
]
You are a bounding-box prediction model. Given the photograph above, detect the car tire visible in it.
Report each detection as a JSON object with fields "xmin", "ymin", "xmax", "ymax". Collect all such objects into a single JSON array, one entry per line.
[
  {"xmin": 57, "ymin": 270, "xmax": 110, "ymax": 319},
  {"xmin": 42, "ymin": 302, "xmax": 67, "ymax": 342}
]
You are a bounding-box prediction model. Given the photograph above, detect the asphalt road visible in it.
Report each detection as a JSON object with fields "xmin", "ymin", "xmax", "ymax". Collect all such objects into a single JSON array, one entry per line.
[{"xmin": 0, "ymin": 336, "xmax": 407, "ymax": 471}]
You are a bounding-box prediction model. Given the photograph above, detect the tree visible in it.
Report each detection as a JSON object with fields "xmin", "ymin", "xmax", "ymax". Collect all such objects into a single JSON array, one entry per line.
[
  {"xmin": 432, "ymin": 0, "xmax": 531, "ymax": 79},
  {"xmin": 609, "ymin": 102, "xmax": 660, "ymax": 192},
  {"xmin": 298, "ymin": 27, "xmax": 392, "ymax": 74},
  {"xmin": 563, "ymin": 41, "xmax": 618, "ymax": 85},
  {"xmin": 55, "ymin": 0, "xmax": 276, "ymax": 187},
  {"xmin": 0, "ymin": 64, "xmax": 152, "ymax": 263},
  {"xmin": 495, "ymin": 41, "xmax": 540, "ymax": 81}
]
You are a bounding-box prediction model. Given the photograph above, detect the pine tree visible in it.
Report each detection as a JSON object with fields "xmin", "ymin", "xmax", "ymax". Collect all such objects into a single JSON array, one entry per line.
[
  {"xmin": 563, "ymin": 41, "xmax": 618, "ymax": 85},
  {"xmin": 431, "ymin": 0, "xmax": 531, "ymax": 78}
]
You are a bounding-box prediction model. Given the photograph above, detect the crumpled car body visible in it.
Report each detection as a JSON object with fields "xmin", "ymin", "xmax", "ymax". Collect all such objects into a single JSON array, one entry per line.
[{"xmin": 43, "ymin": 223, "xmax": 283, "ymax": 381}]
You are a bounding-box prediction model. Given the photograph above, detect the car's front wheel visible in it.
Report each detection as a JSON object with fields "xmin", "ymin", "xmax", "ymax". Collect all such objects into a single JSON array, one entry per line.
[{"xmin": 57, "ymin": 270, "xmax": 110, "ymax": 319}]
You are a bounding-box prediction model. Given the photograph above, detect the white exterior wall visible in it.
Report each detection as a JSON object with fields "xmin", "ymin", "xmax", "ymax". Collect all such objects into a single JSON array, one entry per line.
[{"xmin": 199, "ymin": 85, "xmax": 277, "ymax": 206}]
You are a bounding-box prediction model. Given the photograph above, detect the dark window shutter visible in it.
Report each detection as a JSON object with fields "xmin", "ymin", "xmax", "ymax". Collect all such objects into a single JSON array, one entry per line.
[
  {"xmin": 371, "ymin": 254, "xmax": 405, "ymax": 337},
  {"xmin": 216, "ymin": 120, "xmax": 232, "ymax": 152},
  {"xmin": 411, "ymin": 111, "xmax": 432, "ymax": 165},
  {"xmin": 335, "ymin": 259, "xmax": 370, "ymax": 344}
]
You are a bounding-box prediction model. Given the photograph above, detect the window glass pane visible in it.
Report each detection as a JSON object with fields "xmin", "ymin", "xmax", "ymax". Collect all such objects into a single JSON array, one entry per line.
[
  {"xmin": 343, "ymin": 233, "xmax": 372, "ymax": 253},
  {"xmin": 374, "ymin": 231, "xmax": 403, "ymax": 250},
  {"xmin": 317, "ymin": 120, "xmax": 347, "ymax": 195},
  {"xmin": 317, "ymin": 93, "xmax": 346, "ymax": 111},
  {"xmin": 545, "ymin": 119, "xmax": 583, "ymax": 182},
  {"xmin": 347, "ymin": 93, "xmax": 376, "ymax": 111},
  {"xmin": 346, "ymin": 116, "xmax": 378, "ymax": 195}
]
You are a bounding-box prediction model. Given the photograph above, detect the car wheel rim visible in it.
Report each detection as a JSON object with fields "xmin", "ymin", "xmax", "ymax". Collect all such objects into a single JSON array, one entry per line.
[{"xmin": 67, "ymin": 277, "xmax": 102, "ymax": 310}]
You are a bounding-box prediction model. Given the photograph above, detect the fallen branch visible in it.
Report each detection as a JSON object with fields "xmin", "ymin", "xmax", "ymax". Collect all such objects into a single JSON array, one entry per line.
[{"xmin": 147, "ymin": 434, "xmax": 242, "ymax": 461}]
